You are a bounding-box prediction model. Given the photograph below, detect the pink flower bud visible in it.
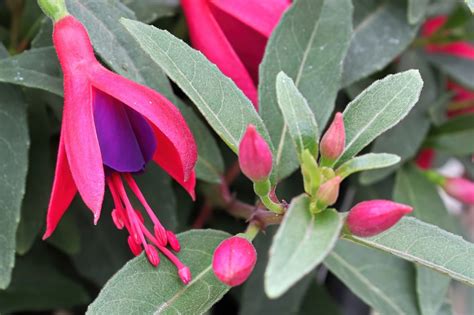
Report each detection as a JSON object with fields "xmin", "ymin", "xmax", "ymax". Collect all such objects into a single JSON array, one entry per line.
[
  {"xmin": 443, "ymin": 177, "xmax": 474, "ymax": 205},
  {"xmin": 316, "ymin": 176, "xmax": 342, "ymax": 206},
  {"xmin": 127, "ymin": 235, "xmax": 142, "ymax": 256},
  {"xmin": 320, "ymin": 112, "xmax": 345, "ymax": 161},
  {"xmin": 346, "ymin": 200, "xmax": 413, "ymax": 237},
  {"xmin": 145, "ymin": 245, "xmax": 160, "ymax": 267},
  {"xmin": 212, "ymin": 236, "xmax": 257, "ymax": 286},
  {"xmin": 167, "ymin": 230, "xmax": 181, "ymax": 252},
  {"xmin": 178, "ymin": 266, "xmax": 192, "ymax": 285},
  {"xmin": 239, "ymin": 124, "xmax": 273, "ymax": 182}
]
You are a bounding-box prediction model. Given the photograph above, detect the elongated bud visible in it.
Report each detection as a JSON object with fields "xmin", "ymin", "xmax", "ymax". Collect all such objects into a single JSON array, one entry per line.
[
  {"xmin": 316, "ymin": 176, "xmax": 342, "ymax": 207},
  {"xmin": 127, "ymin": 236, "xmax": 142, "ymax": 256},
  {"xmin": 145, "ymin": 245, "xmax": 160, "ymax": 267},
  {"xmin": 320, "ymin": 113, "xmax": 345, "ymax": 162},
  {"xmin": 239, "ymin": 125, "xmax": 273, "ymax": 182},
  {"xmin": 443, "ymin": 177, "xmax": 474, "ymax": 205},
  {"xmin": 178, "ymin": 266, "xmax": 192, "ymax": 284},
  {"xmin": 346, "ymin": 200, "xmax": 413, "ymax": 237},
  {"xmin": 212, "ymin": 236, "xmax": 257, "ymax": 286},
  {"xmin": 167, "ymin": 230, "xmax": 181, "ymax": 252}
]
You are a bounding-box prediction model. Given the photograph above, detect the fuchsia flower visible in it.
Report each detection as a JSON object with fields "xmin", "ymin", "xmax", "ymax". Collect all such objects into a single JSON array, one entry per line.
[
  {"xmin": 238, "ymin": 124, "xmax": 273, "ymax": 182},
  {"xmin": 212, "ymin": 236, "xmax": 257, "ymax": 286},
  {"xmin": 443, "ymin": 177, "xmax": 474, "ymax": 205},
  {"xmin": 346, "ymin": 200, "xmax": 413, "ymax": 237},
  {"xmin": 43, "ymin": 15, "xmax": 197, "ymax": 283},
  {"xmin": 181, "ymin": 0, "xmax": 291, "ymax": 109}
]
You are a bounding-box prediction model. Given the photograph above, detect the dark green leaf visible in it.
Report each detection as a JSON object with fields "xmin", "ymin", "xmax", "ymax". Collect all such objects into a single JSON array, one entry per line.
[
  {"xmin": 0, "ymin": 85, "xmax": 29, "ymax": 289},
  {"xmin": 426, "ymin": 53, "xmax": 474, "ymax": 90},
  {"xmin": 335, "ymin": 70, "xmax": 423, "ymax": 167},
  {"xmin": 122, "ymin": 0, "xmax": 179, "ymax": 23},
  {"xmin": 275, "ymin": 72, "xmax": 319, "ymax": 158},
  {"xmin": 343, "ymin": 0, "xmax": 420, "ymax": 86},
  {"xmin": 324, "ymin": 240, "xmax": 420, "ymax": 314},
  {"xmin": 408, "ymin": 0, "xmax": 430, "ymax": 24},
  {"xmin": 260, "ymin": 0, "xmax": 352, "ymax": 180},
  {"xmin": 265, "ymin": 195, "xmax": 343, "ymax": 298},
  {"xmin": 427, "ymin": 113, "xmax": 474, "ymax": 155},
  {"xmin": 87, "ymin": 230, "xmax": 231, "ymax": 314},
  {"xmin": 121, "ymin": 18, "xmax": 272, "ymax": 154}
]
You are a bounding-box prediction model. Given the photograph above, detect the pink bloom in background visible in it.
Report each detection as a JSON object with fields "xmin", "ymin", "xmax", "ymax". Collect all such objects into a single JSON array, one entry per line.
[
  {"xmin": 416, "ymin": 148, "xmax": 436, "ymax": 170},
  {"xmin": 181, "ymin": 0, "xmax": 291, "ymax": 109},
  {"xmin": 346, "ymin": 200, "xmax": 413, "ymax": 237},
  {"xmin": 44, "ymin": 15, "xmax": 197, "ymax": 283},
  {"xmin": 443, "ymin": 177, "xmax": 474, "ymax": 205},
  {"xmin": 238, "ymin": 124, "xmax": 273, "ymax": 182},
  {"xmin": 212, "ymin": 236, "xmax": 257, "ymax": 286}
]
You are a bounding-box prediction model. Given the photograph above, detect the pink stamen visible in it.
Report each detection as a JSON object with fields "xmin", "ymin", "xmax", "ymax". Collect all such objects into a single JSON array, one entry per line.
[
  {"xmin": 145, "ymin": 245, "xmax": 160, "ymax": 266},
  {"xmin": 127, "ymin": 235, "xmax": 143, "ymax": 256},
  {"xmin": 111, "ymin": 209, "xmax": 124, "ymax": 230},
  {"xmin": 166, "ymin": 230, "xmax": 181, "ymax": 252}
]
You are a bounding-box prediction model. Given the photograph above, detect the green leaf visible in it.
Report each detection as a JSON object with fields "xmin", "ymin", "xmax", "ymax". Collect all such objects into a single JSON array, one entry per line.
[
  {"xmin": 265, "ymin": 195, "xmax": 343, "ymax": 298},
  {"xmin": 240, "ymin": 227, "xmax": 313, "ymax": 315},
  {"xmin": 425, "ymin": 53, "xmax": 474, "ymax": 90},
  {"xmin": 427, "ymin": 113, "xmax": 474, "ymax": 155},
  {"xmin": 121, "ymin": 18, "xmax": 271, "ymax": 154},
  {"xmin": 0, "ymin": 47, "xmax": 63, "ymax": 96},
  {"xmin": 324, "ymin": 240, "xmax": 420, "ymax": 314},
  {"xmin": 335, "ymin": 70, "xmax": 423, "ymax": 167},
  {"xmin": 122, "ymin": 0, "xmax": 179, "ymax": 23},
  {"xmin": 87, "ymin": 229, "xmax": 230, "ymax": 314},
  {"xmin": 259, "ymin": 0, "xmax": 352, "ymax": 180},
  {"xmin": 359, "ymin": 52, "xmax": 435, "ymax": 184},
  {"xmin": 0, "ymin": 84, "xmax": 29, "ymax": 289},
  {"xmin": 342, "ymin": 0, "xmax": 420, "ymax": 86},
  {"xmin": 408, "ymin": 0, "xmax": 430, "ymax": 24},
  {"xmin": 336, "ymin": 153, "xmax": 400, "ymax": 179},
  {"xmin": 393, "ymin": 164, "xmax": 458, "ymax": 315},
  {"xmin": 299, "ymin": 282, "xmax": 342, "ymax": 315},
  {"xmin": 16, "ymin": 103, "xmax": 52, "ymax": 254},
  {"xmin": 275, "ymin": 72, "xmax": 319, "ymax": 158},
  {"xmin": 466, "ymin": 0, "xmax": 474, "ymax": 12},
  {"xmin": 344, "ymin": 217, "xmax": 474, "ymax": 286},
  {"xmin": 0, "ymin": 244, "xmax": 90, "ymax": 313}
]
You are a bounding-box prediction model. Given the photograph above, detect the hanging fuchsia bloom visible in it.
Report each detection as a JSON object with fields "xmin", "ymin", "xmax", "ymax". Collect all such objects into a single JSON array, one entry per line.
[
  {"xmin": 443, "ymin": 177, "xmax": 474, "ymax": 205},
  {"xmin": 42, "ymin": 12, "xmax": 197, "ymax": 283},
  {"xmin": 181, "ymin": 0, "xmax": 291, "ymax": 109}
]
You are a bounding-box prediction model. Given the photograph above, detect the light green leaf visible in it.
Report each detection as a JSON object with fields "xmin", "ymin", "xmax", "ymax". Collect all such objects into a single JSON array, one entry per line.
[
  {"xmin": 466, "ymin": 0, "xmax": 474, "ymax": 12},
  {"xmin": 259, "ymin": 0, "xmax": 352, "ymax": 180},
  {"xmin": 324, "ymin": 240, "xmax": 420, "ymax": 315},
  {"xmin": 344, "ymin": 217, "xmax": 474, "ymax": 286},
  {"xmin": 359, "ymin": 52, "xmax": 435, "ymax": 185},
  {"xmin": 336, "ymin": 153, "xmax": 400, "ymax": 179},
  {"xmin": 121, "ymin": 18, "xmax": 271, "ymax": 153},
  {"xmin": 275, "ymin": 72, "xmax": 319, "ymax": 158},
  {"xmin": 0, "ymin": 47, "xmax": 63, "ymax": 96},
  {"xmin": 0, "ymin": 84, "xmax": 29, "ymax": 289},
  {"xmin": 394, "ymin": 164, "xmax": 458, "ymax": 315},
  {"xmin": 408, "ymin": 0, "xmax": 430, "ymax": 24},
  {"xmin": 335, "ymin": 70, "xmax": 423, "ymax": 167},
  {"xmin": 426, "ymin": 54, "xmax": 474, "ymax": 90},
  {"xmin": 342, "ymin": 0, "xmax": 420, "ymax": 86},
  {"xmin": 240, "ymin": 227, "xmax": 313, "ymax": 315},
  {"xmin": 427, "ymin": 113, "xmax": 474, "ymax": 155},
  {"xmin": 87, "ymin": 230, "xmax": 230, "ymax": 314},
  {"xmin": 265, "ymin": 195, "xmax": 343, "ymax": 298}
]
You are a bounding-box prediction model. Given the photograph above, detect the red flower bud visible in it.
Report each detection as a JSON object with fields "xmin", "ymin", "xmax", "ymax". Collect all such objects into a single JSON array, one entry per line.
[
  {"xmin": 239, "ymin": 125, "xmax": 273, "ymax": 182},
  {"xmin": 443, "ymin": 177, "xmax": 474, "ymax": 205},
  {"xmin": 212, "ymin": 236, "xmax": 257, "ymax": 286},
  {"xmin": 346, "ymin": 200, "xmax": 413, "ymax": 237},
  {"xmin": 316, "ymin": 176, "xmax": 342, "ymax": 206},
  {"xmin": 320, "ymin": 112, "xmax": 345, "ymax": 161}
]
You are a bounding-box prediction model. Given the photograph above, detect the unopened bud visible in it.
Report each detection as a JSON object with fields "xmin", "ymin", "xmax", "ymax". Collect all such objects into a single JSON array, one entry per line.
[
  {"xmin": 239, "ymin": 124, "xmax": 273, "ymax": 182},
  {"xmin": 154, "ymin": 224, "xmax": 168, "ymax": 247},
  {"xmin": 316, "ymin": 176, "xmax": 342, "ymax": 207},
  {"xmin": 443, "ymin": 177, "xmax": 474, "ymax": 205},
  {"xmin": 320, "ymin": 112, "xmax": 345, "ymax": 162},
  {"xmin": 346, "ymin": 200, "xmax": 413, "ymax": 237},
  {"xmin": 167, "ymin": 230, "xmax": 181, "ymax": 252},
  {"xmin": 111, "ymin": 209, "xmax": 124, "ymax": 230},
  {"xmin": 127, "ymin": 235, "xmax": 143, "ymax": 256},
  {"xmin": 145, "ymin": 245, "xmax": 160, "ymax": 267},
  {"xmin": 178, "ymin": 266, "xmax": 192, "ymax": 284},
  {"xmin": 212, "ymin": 236, "xmax": 257, "ymax": 286}
]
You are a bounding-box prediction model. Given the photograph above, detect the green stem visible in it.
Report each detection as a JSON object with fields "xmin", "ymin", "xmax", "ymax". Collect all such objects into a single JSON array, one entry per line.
[
  {"xmin": 38, "ymin": 0, "xmax": 69, "ymax": 22},
  {"xmin": 242, "ymin": 222, "xmax": 260, "ymax": 241},
  {"xmin": 260, "ymin": 194, "xmax": 285, "ymax": 214}
]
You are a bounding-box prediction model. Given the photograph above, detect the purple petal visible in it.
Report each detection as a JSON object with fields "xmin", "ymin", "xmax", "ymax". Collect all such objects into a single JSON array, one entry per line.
[{"xmin": 93, "ymin": 89, "xmax": 156, "ymax": 172}]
